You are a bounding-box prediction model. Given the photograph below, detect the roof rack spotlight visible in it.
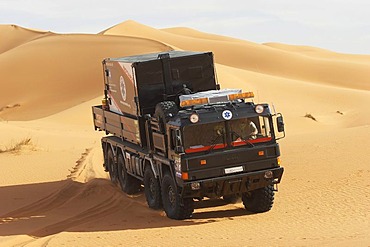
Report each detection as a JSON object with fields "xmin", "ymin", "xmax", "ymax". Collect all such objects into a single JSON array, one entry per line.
[{"xmin": 180, "ymin": 90, "xmax": 254, "ymax": 108}]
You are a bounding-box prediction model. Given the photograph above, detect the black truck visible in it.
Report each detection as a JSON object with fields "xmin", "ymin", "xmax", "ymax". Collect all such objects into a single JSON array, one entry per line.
[{"xmin": 92, "ymin": 51, "xmax": 285, "ymax": 219}]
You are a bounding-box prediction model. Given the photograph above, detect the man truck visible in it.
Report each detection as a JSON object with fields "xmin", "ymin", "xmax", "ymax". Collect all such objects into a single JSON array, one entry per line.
[{"xmin": 92, "ymin": 51, "xmax": 285, "ymax": 219}]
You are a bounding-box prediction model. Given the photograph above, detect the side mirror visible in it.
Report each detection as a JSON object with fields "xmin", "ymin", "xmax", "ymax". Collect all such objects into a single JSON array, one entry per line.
[
  {"xmin": 277, "ymin": 115, "xmax": 285, "ymax": 132},
  {"xmin": 175, "ymin": 129, "xmax": 184, "ymax": 153}
]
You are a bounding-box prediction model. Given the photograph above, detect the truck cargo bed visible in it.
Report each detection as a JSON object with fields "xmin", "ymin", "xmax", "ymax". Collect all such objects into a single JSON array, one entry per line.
[{"xmin": 92, "ymin": 105, "xmax": 142, "ymax": 145}]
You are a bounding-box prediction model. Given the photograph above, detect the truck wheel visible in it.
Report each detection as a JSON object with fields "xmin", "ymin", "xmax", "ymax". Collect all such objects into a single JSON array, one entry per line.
[
  {"xmin": 107, "ymin": 148, "xmax": 118, "ymax": 184},
  {"xmin": 117, "ymin": 153, "xmax": 141, "ymax": 195},
  {"xmin": 242, "ymin": 185, "xmax": 274, "ymax": 213},
  {"xmin": 144, "ymin": 166, "xmax": 162, "ymax": 209},
  {"xmin": 223, "ymin": 194, "xmax": 240, "ymax": 204},
  {"xmin": 154, "ymin": 101, "xmax": 178, "ymax": 133},
  {"xmin": 161, "ymin": 173, "xmax": 194, "ymax": 219}
]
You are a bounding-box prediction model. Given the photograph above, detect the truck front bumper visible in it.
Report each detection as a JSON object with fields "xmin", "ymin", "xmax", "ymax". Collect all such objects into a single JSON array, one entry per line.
[{"xmin": 181, "ymin": 167, "xmax": 284, "ymax": 198}]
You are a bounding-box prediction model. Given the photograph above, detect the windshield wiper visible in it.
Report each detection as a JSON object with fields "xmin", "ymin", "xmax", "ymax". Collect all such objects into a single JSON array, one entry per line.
[
  {"xmin": 231, "ymin": 131, "xmax": 254, "ymax": 147},
  {"xmin": 207, "ymin": 130, "xmax": 225, "ymax": 153}
]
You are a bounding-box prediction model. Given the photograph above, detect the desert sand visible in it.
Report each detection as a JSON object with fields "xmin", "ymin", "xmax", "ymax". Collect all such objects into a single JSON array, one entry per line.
[{"xmin": 0, "ymin": 20, "xmax": 369, "ymax": 246}]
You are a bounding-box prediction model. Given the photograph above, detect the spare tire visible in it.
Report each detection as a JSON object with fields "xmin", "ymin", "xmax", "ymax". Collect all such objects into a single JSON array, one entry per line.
[{"xmin": 154, "ymin": 101, "xmax": 178, "ymax": 133}]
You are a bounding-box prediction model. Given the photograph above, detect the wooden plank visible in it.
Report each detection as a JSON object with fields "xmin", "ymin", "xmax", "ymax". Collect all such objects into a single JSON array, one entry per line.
[
  {"xmin": 92, "ymin": 106, "xmax": 105, "ymax": 129},
  {"xmin": 92, "ymin": 106, "xmax": 141, "ymax": 145},
  {"xmin": 120, "ymin": 115, "xmax": 141, "ymax": 144}
]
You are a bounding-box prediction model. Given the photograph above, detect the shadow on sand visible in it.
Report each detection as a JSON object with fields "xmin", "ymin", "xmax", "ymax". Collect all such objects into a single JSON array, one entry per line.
[{"xmin": 0, "ymin": 178, "xmax": 252, "ymax": 237}]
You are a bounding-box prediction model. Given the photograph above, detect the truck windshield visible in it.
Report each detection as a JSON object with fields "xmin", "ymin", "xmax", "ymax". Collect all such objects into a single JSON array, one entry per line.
[
  {"xmin": 183, "ymin": 122, "xmax": 226, "ymax": 154},
  {"xmin": 183, "ymin": 116, "xmax": 272, "ymax": 153},
  {"xmin": 229, "ymin": 116, "xmax": 272, "ymax": 146}
]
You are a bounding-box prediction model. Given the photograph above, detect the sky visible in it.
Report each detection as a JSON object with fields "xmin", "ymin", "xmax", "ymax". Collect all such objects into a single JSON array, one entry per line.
[{"xmin": 1, "ymin": 0, "xmax": 370, "ymax": 54}]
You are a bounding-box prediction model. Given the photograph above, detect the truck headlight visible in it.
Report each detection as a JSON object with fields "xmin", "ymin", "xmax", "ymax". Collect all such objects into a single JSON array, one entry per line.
[
  {"xmin": 189, "ymin": 113, "xmax": 199, "ymax": 123},
  {"xmin": 255, "ymin": 105, "xmax": 264, "ymax": 114},
  {"xmin": 191, "ymin": 182, "xmax": 200, "ymax": 190},
  {"xmin": 264, "ymin": 170, "xmax": 273, "ymax": 179}
]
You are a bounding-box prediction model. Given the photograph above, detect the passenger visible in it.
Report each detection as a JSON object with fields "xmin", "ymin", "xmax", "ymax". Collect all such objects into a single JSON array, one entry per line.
[
  {"xmin": 247, "ymin": 119, "xmax": 258, "ymax": 139},
  {"xmin": 233, "ymin": 118, "xmax": 258, "ymax": 141}
]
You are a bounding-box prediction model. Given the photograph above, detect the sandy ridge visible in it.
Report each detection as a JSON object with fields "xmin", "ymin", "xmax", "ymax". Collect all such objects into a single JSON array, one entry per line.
[{"xmin": 0, "ymin": 24, "xmax": 52, "ymax": 54}]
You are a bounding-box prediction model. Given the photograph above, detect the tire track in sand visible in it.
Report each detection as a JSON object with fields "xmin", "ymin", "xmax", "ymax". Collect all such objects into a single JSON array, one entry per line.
[
  {"xmin": 0, "ymin": 147, "xmax": 138, "ymax": 238},
  {"xmin": 67, "ymin": 148, "xmax": 93, "ymax": 180},
  {"xmin": 1, "ymin": 148, "xmax": 94, "ymax": 220},
  {"xmin": 29, "ymin": 181, "xmax": 128, "ymax": 237}
]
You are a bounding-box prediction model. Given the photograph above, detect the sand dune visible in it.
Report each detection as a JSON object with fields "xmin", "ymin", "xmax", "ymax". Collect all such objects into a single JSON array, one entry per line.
[
  {"xmin": 264, "ymin": 42, "xmax": 370, "ymax": 62},
  {"xmin": 1, "ymin": 20, "xmax": 370, "ymax": 246},
  {"xmin": 162, "ymin": 27, "xmax": 249, "ymax": 43},
  {"xmin": 0, "ymin": 25, "xmax": 52, "ymax": 54},
  {"xmin": 0, "ymin": 31, "xmax": 171, "ymax": 120}
]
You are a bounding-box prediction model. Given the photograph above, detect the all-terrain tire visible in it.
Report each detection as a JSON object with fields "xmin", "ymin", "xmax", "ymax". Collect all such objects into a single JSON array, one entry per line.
[
  {"xmin": 106, "ymin": 148, "xmax": 118, "ymax": 184},
  {"xmin": 242, "ymin": 185, "xmax": 274, "ymax": 213},
  {"xmin": 154, "ymin": 101, "xmax": 178, "ymax": 133},
  {"xmin": 144, "ymin": 166, "xmax": 162, "ymax": 209},
  {"xmin": 117, "ymin": 152, "xmax": 141, "ymax": 195},
  {"xmin": 161, "ymin": 173, "xmax": 194, "ymax": 220}
]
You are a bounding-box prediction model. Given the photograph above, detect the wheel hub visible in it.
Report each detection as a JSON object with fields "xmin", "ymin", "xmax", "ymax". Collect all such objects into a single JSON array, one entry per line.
[
  {"xmin": 168, "ymin": 186, "xmax": 176, "ymax": 206},
  {"xmin": 149, "ymin": 178, "xmax": 155, "ymax": 195}
]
